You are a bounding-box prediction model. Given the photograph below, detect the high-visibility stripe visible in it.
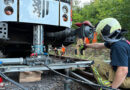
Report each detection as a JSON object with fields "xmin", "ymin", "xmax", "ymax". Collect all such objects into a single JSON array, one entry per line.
[
  {"xmin": 126, "ymin": 40, "xmax": 130, "ymax": 45},
  {"xmin": 61, "ymin": 47, "xmax": 65, "ymax": 53},
  {"xmin": 85, "ymin": 37, "xmax": 90, "ymax": 44},
  {"xmin": 92, "ymin": 32, "xmax": 97, "ymax": 43},
  {"xmin": 91, "ymin": 66, "xmax": 111, "ymax": 87}
]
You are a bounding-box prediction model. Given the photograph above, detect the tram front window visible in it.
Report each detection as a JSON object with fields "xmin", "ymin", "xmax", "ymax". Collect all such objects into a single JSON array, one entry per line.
[{"xmin": 57, "ymin": 0, "xmax": 71, "ymax": 4}]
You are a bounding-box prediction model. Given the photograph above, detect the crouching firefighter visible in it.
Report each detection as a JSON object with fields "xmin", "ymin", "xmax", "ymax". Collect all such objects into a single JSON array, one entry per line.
[{"xmin": 83, "ymin": 18, "xmax": 130, "ymax": 89}]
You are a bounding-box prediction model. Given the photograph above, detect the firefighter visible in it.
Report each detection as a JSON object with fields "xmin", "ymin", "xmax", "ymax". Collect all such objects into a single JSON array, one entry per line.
[
  {"xmin": 76, "ymin": 38, "xmax": 84, "ymax": 55},
  {"xmin": 61, "ymin": 45, "xmax": 66, "ymax": 56},
  {"xmin": 84, "ymin": 18, "xmax": 130, "ymax": 89},
  {"xmin": 54, "ymin": 47, "xmax": 59, "ymax": 56}
]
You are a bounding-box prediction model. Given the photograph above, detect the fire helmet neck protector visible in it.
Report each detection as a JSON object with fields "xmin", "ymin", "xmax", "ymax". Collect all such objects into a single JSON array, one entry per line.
[{"xmin": 95, "ymin": 18, "xmax": 124, "ymax": 43}]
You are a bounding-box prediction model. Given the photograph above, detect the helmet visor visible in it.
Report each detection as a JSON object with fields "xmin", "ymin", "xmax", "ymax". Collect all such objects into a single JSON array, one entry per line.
[{"xmin": 102, "ymin": 30, "xmax": 121, "ymax": 43}]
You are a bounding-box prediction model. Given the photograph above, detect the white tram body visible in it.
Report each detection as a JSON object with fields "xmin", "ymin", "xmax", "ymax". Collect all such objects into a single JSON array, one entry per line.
[{"xmin": 0, "ymin": 0, "xmax": 72, "ymax": 27}]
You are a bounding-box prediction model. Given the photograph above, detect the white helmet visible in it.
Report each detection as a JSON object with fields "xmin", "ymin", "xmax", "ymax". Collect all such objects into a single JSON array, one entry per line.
[{"xmin": 96, "ymin": 18, "xmax": 124, "ymax": 43}]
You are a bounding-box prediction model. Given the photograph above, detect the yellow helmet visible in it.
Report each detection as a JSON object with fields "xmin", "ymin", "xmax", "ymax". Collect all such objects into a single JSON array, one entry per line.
[
  {"xmin": 95, "ymin": 18, "xmax": 123, "ymax": 43},
  {"xmin": 96, "ymin": 18, "xmax": 121, "ymax": 34}
]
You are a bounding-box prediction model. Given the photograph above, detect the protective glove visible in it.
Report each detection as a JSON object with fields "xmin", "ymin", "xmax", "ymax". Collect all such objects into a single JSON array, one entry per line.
[{"xmin": 79, "ymin": 44, "xmax": 87, "ymax": 51}]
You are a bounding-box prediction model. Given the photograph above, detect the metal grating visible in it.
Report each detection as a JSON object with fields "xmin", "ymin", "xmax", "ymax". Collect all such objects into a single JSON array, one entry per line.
[{"xmin": 0, "ymin": 23, "xmax": 8, "ymax": 39}]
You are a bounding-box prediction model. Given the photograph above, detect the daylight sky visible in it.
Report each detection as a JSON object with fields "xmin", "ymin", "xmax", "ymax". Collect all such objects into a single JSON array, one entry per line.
[
  {"xmin": 79, "ymin": 0, "xmax": 91, "ymax": 7},
  {"xmin": 81, "ymin": 0, "xmax": 91, "ymax": 4}
]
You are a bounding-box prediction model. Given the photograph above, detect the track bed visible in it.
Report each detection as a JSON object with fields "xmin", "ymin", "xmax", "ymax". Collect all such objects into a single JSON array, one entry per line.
[{"xmin": 4, "ymin": 71, "xmax": 94, "ymax": 90}]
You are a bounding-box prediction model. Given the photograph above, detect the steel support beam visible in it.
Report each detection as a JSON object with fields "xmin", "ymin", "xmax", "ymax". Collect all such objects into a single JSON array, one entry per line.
[
  {"xmin": 64, "ymin": 69, "xmax": 71, "ymax": 90},
  {"xmin": 0, "ymin": 61, "xmax": 92, "ymax": 73}
]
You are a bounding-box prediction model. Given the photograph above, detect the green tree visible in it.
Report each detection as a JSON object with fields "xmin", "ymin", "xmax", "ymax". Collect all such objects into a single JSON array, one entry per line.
[{"xmin": 72, "ymin": 0, "xmax": 130, "ymax": 40}]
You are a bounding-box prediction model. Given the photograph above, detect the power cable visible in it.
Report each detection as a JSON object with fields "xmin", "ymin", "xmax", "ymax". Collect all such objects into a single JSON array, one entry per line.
[{"xmin": 0, "ymin": 72, "xmax": 28, "ymax": 90}]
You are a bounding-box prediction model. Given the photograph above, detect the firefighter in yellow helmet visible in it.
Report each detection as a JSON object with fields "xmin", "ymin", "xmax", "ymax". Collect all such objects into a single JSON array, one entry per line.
[{"xmin": 84, "ymin": 18, "xmax": 130, "ymax": 89}]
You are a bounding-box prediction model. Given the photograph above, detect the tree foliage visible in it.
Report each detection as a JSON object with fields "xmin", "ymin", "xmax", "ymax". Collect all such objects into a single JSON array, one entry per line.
[{"xmin": 72, "ymin": 0, "xmax": 130, "ymax": 40}]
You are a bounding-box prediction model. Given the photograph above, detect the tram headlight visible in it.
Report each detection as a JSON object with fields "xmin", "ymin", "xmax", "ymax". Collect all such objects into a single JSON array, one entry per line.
[
  {"xmin": 4, "ymin": 0, "xmax": 14, "ymax": 5},
  {"xmin": 5, "ymin": 6, "xmax": 14, "ymax": 15},
  {"xmin": 62, "ymin": 6, "xmax": 68, "ymax": 13},
  {"xmin": 63, "ymin": 14, "xmax": 68, "ymax": 21}
]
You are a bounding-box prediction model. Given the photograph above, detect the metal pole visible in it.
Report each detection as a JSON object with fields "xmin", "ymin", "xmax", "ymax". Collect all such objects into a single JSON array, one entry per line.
[
  {"xmin": 70, "ymin": 72, "xmax": 97, "ymax": 89},
  {"xmin": 70, "ymin": 72, "xmax": 94, "ymax": 84},
  {"xmin": 0, "ymin": 58, "xmax": 24, "ymax": 65},
  {"xmin": 33, "ymin": 25, "xmax": 44, "ymax": 55},
  {"xmin": 64, "ymin": 69, "xmax": 71, "ymax": 90}
]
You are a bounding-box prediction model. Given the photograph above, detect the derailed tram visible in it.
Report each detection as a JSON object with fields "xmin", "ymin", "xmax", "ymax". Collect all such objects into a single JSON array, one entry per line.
[
  {"xmin": 0, "ymin": 0, "xmax": 73, "ymax": 56},
  {"xmin": 0, "ymin": 0, "xmax": 96, "ymax": 90}
]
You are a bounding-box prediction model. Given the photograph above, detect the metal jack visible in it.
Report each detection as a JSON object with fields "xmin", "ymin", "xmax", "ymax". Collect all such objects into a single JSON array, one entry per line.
[
  {"xmin": 31, "ymin": 25, "xmax": 50, "ymax": 64},
  {"xmin": 32, "ymin": 25, "xmax": 44, "ymax": 55},
  {"xmin": 64, "ymin": 69, "xmax": 71, "ymax": 90}
]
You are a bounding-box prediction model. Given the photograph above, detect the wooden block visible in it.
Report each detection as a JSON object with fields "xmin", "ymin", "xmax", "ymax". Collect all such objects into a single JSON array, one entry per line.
[{"xmin": 19, "ymin": 71, "xmax": 43, "ymax": 83}]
